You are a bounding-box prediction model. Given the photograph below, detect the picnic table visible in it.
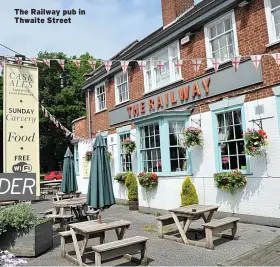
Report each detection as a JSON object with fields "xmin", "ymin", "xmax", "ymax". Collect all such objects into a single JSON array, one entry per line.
[
  {"xmin": 169, "ymin": 204, "xmax": 219, "ymax": 248},
  {"xmin": 68, "ymin": 218, "xmax": 132, "ymax": 266},
  {"xmin": 40, "ymin": 180, "xmax": 62, "ymax": 185}
]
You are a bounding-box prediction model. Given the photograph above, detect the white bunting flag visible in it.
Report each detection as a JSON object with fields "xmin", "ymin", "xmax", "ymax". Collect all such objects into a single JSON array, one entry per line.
[
  {"xmin": 211, "ymin": 58, "xmax": 221, "ymax": 73},
  {"xmin": 120, "ymin": 60, "xmax": 129, "ymax": 73},
  {"xmin": 250, "ymin": 55, "xmax": 262, "ymax": 70},
  {"xmin": 88, "ymin": 60, "xmax": 96, "ymax": 70},
  {"xmin": 173, "ymin": 59, "xmax": 183, "ymax": 71},
  {"xmin": 43, "ymin": 59, "xmax": 51, "ymax": 67},
  {"xmin": 272, "ymin": 53, "xmax": 280, "ymax": 66},
  {"xmin": 73, "ymin": 59, "xmax": 81, "ymax": 68},
  {"xmin": 191, "ymin": 58, "xmax": 202, "ymax": 73},
  {"xmin": 57, "ymin": 59, "xmax": 65, "ymax": 70},
  {"xmin": 103, "ymin": 60, "xmax": 112, "ymax": 73},
  {"xmin": 30, "ymin": 58, "xmax": 37, "ymax": 65},
  {"xmin": 41, "ymin": 106, "xmax": 45, "ymax": 112},
  {"xmin": 231, "ymin": 56, "xmax": 241, "ymax": 72},
  {"xmin": 157, "ymin": 60, "xmax": 164, "ymax": 73},
  {"xmin": 16, "ymin": 57, "xmax": 22, "ymax": 65},
  {"xmin": 137, "ymin": 60, "xmax": 146, "ymax": 71},
  {"xmin": 44, "ymin": 110, "xmax": 49, "ymax": 117}
]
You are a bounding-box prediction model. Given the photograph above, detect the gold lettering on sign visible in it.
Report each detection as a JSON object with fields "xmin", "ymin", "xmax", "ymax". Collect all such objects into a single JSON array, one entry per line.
[
  {"xmin": 170, "ymin": 91, "xmax": 177, "ymax": 104},
  {"xmin": 202, "ymin": 77, "xmax": 211, "ymax": 94},
  {"xmin": 178, "ymin": 86, "xmax": 190, "ymax": 101},
  {"xmin": 133, "ymin": 104, "xmax": 139, "ymax": 117},
  {"xmin": 127, "ymin": 106, "xmax": 132, "ymax": 118},
  {"xmin": 148, "ymin": 99, "xmax": 155, "ymax": 111},
  {"xmin": 192, "ymin": 82, "xmax": 201, "ymax": 98},
  {"xmin": 140, "ymin": 102, "xmax": 145, "ymax": 114},
  {"xmin": 157, "ymin": 95, "xmax": 164, "ymax": 109}
]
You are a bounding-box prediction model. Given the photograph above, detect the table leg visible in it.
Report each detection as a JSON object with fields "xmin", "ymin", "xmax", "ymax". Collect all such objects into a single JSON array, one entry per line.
[
  {"xmin": 80, "ymin": 234, "xmax": 89, "ymax": 256},
  {"xmin": 70, "ymin": 228, "xmax": 83, "ymax": 266},
  {"xmin": 171, "ymin": 212, "xmax": 189, "ymax": 245},
  {"xmin": 115, "ymin": 227, "xmax": 126, "ymax": 240},
  {"xmin": 205, "ymin": 210, "xmax": 215, "ymax": 223}
]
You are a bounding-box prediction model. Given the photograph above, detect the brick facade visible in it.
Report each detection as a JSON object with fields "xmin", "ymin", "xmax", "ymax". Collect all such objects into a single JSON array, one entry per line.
[{"xmin": 73, "ymin": 0, "xmax": 280, "ymax": 138}]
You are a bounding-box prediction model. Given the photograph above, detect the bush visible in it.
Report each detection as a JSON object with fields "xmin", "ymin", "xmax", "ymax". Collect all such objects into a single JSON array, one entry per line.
[
  {"xmin": 0, "ymin": 203, "xmax": 37, "ymax": 230},
  {"xmin": 114, "ymin": 173, "xmax": 128, "ymax": 183},
  {"xmin": 181, "ymin": 177, "xmax": 199, "ymax": 206},
  {"xmin": 125, "ymin": 172, "xmax": 138, "ymax": 201}
]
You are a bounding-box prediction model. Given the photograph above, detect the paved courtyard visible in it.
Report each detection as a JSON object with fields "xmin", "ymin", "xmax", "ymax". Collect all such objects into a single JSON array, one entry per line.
[{"xmin": 27, "ymin": 198, "xmax": 280, "ymax": 266}]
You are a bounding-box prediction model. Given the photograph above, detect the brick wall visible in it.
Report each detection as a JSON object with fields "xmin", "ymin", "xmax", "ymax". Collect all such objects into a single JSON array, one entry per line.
[
  {"xmin": 74, "ymin": 0, "xmax": 280, "ymax": 138},
  {"xmin": 73, "ymin": 117, "xmax": 88, "ymax": 138}
]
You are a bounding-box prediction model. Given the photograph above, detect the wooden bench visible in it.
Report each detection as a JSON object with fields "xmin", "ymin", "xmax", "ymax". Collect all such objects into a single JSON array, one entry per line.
[
  {"xmin": 46, "ymin": 214, "xmax": 74, "ymax": 230},
  {"xmin": 92, "ymin": 236, "xmax": 149, "ymax": 267},
  {"xmin": 85, "ymin": 209, "xmax": 99, "ymax": 221},
  {"xmin": 59, "ymin": 230, "xmax": 104, "ymax": 258},
  {"xmin": 156, "ymin": 214, "xmax": 186, "ymax": 238},
  {"xmin": 202, "ymin": 217, "xmax": 240, "ymax": 249}
]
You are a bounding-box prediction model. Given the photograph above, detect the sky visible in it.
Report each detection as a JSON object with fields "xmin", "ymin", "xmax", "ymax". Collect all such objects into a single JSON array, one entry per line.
[{"xmin": 0, "ymin": 0, "xmax": 201, "ymax": 60}]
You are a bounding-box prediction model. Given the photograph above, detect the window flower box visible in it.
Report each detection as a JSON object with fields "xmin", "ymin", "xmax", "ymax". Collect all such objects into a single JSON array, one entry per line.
[{"xmin": 85, "ymin": 151, "xmax": 92, "ymax": 161}]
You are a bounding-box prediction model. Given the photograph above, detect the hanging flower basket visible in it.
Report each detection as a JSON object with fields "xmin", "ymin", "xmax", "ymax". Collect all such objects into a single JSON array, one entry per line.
[
  {"xmin": 183, "ymin": 127, "xmax": 203, "ymax": 148},
  {"xmin": 106, "ymin": 151, "xmax": 113, "ymax": 161},
  {"xmin": 85, "ymin": 151, "xmax": 92, "ymax": 161},
  {"xmin": 123, "ymin": 138, "xmax": 136, "ymax": 154},
  {"xmin": 114, "ymin": 173, "xmax": 128, "ymax": 183},
  {"xmin": 214, "ymin": 170, "xmax": 247, "ymax": 195},
  {"xmin": 137, "ymin": 172, "xmax": 158, "ymax": 189},
  {"xmin": 243, "ymin": 128, "xmax": 268, "ymax": 157}
]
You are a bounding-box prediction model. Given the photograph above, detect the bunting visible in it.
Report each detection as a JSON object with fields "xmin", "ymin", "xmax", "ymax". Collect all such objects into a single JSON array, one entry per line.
[
  {"xmin": 137, "ymin": 60, "xmax": 146, "ymax": 71},
  {"xmin": 43, "ymin": 59, "xmax": 51, "ymax": 67},
  {"xmin": 250, "ymin": 55, "xmax": 262, "ymax": 70},
  {"xmin": 30, "ymin": 58, "xmax": 37, "ymax": 65},
  {"xmin": 157, "ymin": 60, "xmax": 164, "ymax": 73},
  {"xmin": 103, "ymin": 60, "xmax": 112, "ymax": 73},
  {"xmin": 88, "ymin": 60, "xmax": 96, "ymax": 70},
  {"xmin": 57, "ymin": 59, "xmax": 65, "ymax": 70},
  {"xmin": 231, "ymin": 56, "xmax": 241, "ymax": 72},
  {"xmin": 15, "ymin": 57, "xmax": 22, "ymax": 65},
  {"xmin": 191, "ymin": 58, "xmax": 202, "ymax": 73},
  {"xmin": 272, "ymin": 53, "xmax": 280, "ymax": 66},
  {"xmin": 73, "ymin": 59, "xmax": 81, "ymax": 68},
  {"xmin": 120, "ymin": 60, "xmax": 129, "ymax": 73},
  {"xmin": 211, "ymin": 58, "xmax": 221, "ymax": 73},
  {"xmin": 174, "ymin": 59, "xmax": 183, "ymax": 71}
]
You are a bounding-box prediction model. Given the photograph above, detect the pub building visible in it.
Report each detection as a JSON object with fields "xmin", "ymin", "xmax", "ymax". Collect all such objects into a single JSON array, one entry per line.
[{"xmin": 72, "ymin": 0, "xmax": 280, "ymax": 226}]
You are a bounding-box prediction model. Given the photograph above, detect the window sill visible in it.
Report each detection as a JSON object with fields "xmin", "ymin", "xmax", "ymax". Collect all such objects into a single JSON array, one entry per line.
[
  {"xmin": 115, "ymin": 99, "xmax": 130, "ymax": 107},
  {"xmin": 206, "ymin": 59, "xmax": 232, "ymax": 71},
  {"xmin": 154, "ymin": 172, "xmax": 193, "ymax": 178},
  {"xmin": 266, "ymin": 40, "xmax": 280, "ymax": 48},
  {"xmin": 214, "ymin": 171, "xmax": 253, "ymax": 176},
  {"xmin": 95, "ymin": 108, "xmax": 107, "ymax": 114},
  {"xmin": 143, "ymin": 78, "xmax": 184, "ymax": 96}
]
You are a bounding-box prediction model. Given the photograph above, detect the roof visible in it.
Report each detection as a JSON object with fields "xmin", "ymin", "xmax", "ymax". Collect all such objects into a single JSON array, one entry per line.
[
  {"xmin": 82, "ymin": 0, "xmax": 244, "ymax": 90},
  {"xmin": 72, "ymin": 116, "xmax": 86, "ymax": 124}
]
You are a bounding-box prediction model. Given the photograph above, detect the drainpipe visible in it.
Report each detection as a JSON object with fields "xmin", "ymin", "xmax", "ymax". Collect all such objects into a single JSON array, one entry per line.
[{"xmin": 87, "ymin": 89, "xmax": 92, "ymax": 139}]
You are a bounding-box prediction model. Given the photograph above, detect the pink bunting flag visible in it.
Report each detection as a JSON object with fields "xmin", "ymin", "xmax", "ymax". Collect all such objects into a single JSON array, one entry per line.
[
  {"xmin": 250, "ymin": 55, "xmax": 262, "ymax": 70},
  {"xmin": 103, "ymin": 61, "xmax": 112, "ymax": 73},
  {"xmin": 16, "ymin": 57, "xmax": 22, "ymax": 65},
  {"xmin": 30, "ymin": 58, "xmax": 37, "ymax": 65},
  {"xmin": 43, "ymin": 59, "xmax": 51, "ymax": 67},
  {"xmin": 272, "ymin": 53, "xmax": 280, "ymax": 66},
  {"xmin": 66, "ymin": 131, "xmax": 71, "ymax": 137},
  {"xmin": 73, "ymin": 60, "xmax": 80, "ymax": 68},
  {"xmin": 231, "ymin": 56, "xmax": 241, "ymax": 72},
  {"xmin": 137, "ymin": 60, "xmax": 146, "ymax": 71},
  {"xmin": 157, "ymin": 60, "xmax": 164, "ymax": 73},
  {"xmin": 191, "ymin": 58, "xmax": 202, "ymax": 73},
  {"xmin": 88, "ymin": 60, "xmax": 96, "ymax": 70},
  {"xmin": 44, "ymin": 110, "xmax": 49, "ymax": 117},
  {"xmin": 173, "ymin": 59, "xmax": 183, "ymax": 71},
  {"xmin": 57, "ymin": 59, "xmax": 65, "ymax": 70},
  {"xmin": 120, "ymin": 61, "xmax": 129, "ymax": 73},
  {"xmin": 211, "ymin": 58, "xmax": 221, "ymax": 73}
]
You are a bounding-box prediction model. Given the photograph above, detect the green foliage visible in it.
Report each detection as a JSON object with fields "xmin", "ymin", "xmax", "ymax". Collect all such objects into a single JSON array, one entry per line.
[
  {"xmin": 114, "ymin": 173, "xmax": 128, "ymax": 183},
  {"xmin": 214, "ymin": 170, "xmax": 247, "ymax": 195},
  {"xmin": 123, "ymin": 139, "xmax": 136, "ymax": 154},
  {"xmin": 137, "ymin": 172, "xmax": 158, "ymax": 189},
  {"xmin": 0, "ymin": 203, "xmax": 37, "ymax": 230},
  {"xmin": 181, "ymin": 177, "xmax": 199, "ymax": 206},
  {"xmin": 0, "ymin": 51, "xmax": 102, "ymax": 172},
  {"xmin": 125, "ymin": 172, "xmax": 138, "ymax": 201}
]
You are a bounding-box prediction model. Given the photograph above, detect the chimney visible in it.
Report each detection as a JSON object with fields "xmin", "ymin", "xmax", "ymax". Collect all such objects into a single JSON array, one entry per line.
[{"xmin": 161, "ymin": 0, "xmax": 194, "ymax": 27}]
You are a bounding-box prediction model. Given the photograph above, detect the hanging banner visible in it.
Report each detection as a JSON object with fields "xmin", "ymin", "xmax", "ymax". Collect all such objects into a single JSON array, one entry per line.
[{"xmin": 3, "ymin": 63, "xmax": 40, "ymax": 197}]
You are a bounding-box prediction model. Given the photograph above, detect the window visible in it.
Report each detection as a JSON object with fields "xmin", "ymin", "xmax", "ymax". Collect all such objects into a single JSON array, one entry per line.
[
  {"xmin": 139, "ymin": 123, "xmax": 162, "ymax": 172},
  {"xmin": 119, "ymin": 133, "xmax": 132, "ymax": 172},
  {"xmin": 169, "ymin": 121, "xmax": 187, "ymax": 172},
  {"xmin": 115, "ymin": 72, "xmax": 129, "ymax": 104},
  {"xmin": 95, "ymin": 83, "xmax": 106, "ymax": 112},
  {"xmin": 265, "ymin": 0, "xmax": 280, "ymax": 44},
  {"xmin": 216, "ymin": 109, "xmax": 247, "ymax": 170},
  {"xmin": 204, "ymin": 11, "xmax": 239, "ymax": 67},
  {"xmin": 74, "ymin": 144, "xmax": 79, "ymax": 175},
  {"xmin": 144, "ymin": 42, "xmax": 181, "ymax": 93}
]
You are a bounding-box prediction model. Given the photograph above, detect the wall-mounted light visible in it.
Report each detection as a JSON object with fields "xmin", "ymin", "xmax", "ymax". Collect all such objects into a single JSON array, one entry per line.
[
  {"xmin": 238, "ymin": 0, "xmax": 254, "ymax": 7},
  {"xmin": 181, "ymin": 32, "xmax": 195, "ymax": 45}
]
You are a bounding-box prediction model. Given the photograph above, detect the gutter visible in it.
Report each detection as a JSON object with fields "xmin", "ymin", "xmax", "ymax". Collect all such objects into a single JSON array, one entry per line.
[
  {"xmin": 87, "ymin": 89, "xmax": 92, "ymax": 139},
  {"xmin": 81, "ymin": 0, "xmax": 243, "ymax": 90},
  {"xmin": 72, "ymin": 116, "xmax": 86, "ymax": 124}
]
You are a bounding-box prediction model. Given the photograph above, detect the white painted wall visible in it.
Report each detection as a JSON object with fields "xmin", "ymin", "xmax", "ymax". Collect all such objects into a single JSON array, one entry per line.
[{"xmin": 76, "ymin": 96, "xmax": 280, "ymax": 219}]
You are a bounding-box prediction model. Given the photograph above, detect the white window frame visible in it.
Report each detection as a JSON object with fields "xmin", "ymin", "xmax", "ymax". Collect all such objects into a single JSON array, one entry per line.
[
  {"xmin": 264, "ymin": 0, "xmax": 280, "ymax": 45},
  {"xmin": 204, "ymin": 10, "xmax": 239, "ymax": 69},
  {"xmin": 143, "ymin": 41, "xmax": 182, "ymax": 93},
  {"xmin": 95, "ymin": 82, "xmax": 106, "ymax": 113},
  {"xmin": 114, "ymin": 72, "xmax": 129, "ymax": 105}
]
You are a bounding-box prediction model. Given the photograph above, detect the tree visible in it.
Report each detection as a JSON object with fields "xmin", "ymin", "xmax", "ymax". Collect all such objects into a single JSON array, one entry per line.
[
  {"xmin": 181, "ymin": 177, "xmax": 199, "ymax": 206},
  {"xmin": 0, "ymin": 52, "xmax": 102, "ymax": 173}
]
